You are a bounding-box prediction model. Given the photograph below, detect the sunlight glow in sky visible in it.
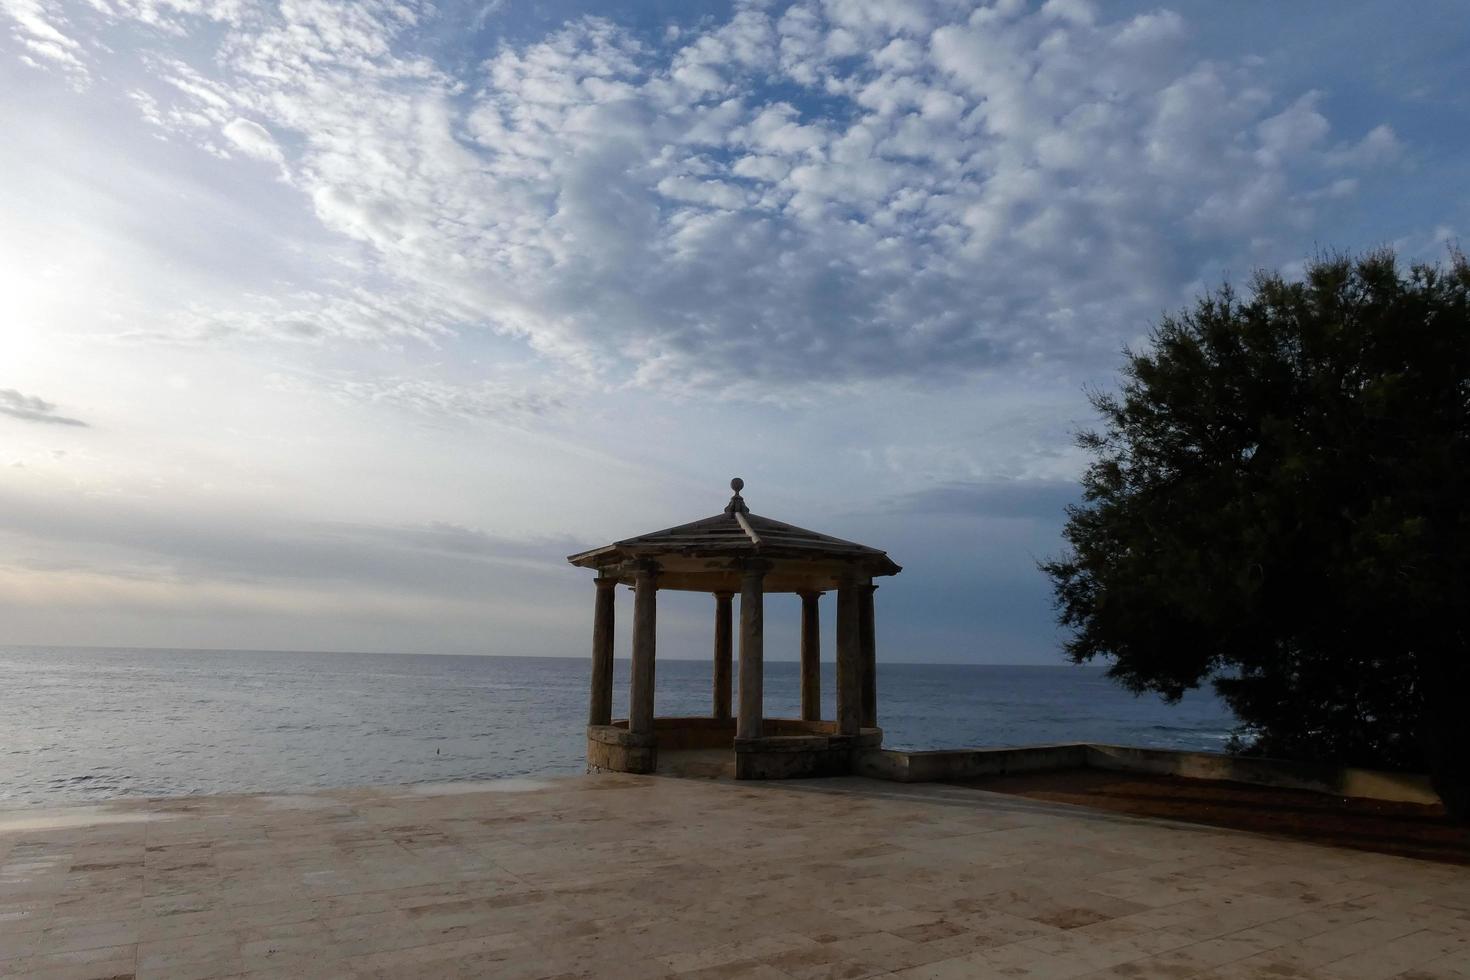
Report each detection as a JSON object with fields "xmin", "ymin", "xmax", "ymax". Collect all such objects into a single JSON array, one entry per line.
[{"xmin": 2, "ymin": 0, "xmax": 1466, "ymax": 661}]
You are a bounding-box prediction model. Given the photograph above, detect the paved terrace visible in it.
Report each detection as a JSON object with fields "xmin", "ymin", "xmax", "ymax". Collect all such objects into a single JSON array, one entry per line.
[{"xmin": 1, "ymin": 775, "xmax": 1467, "ymax": 980}]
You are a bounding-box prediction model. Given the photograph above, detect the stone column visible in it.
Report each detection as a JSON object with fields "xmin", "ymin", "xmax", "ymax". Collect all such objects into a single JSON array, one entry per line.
[
  {"xmin": 860, "ymin": 583, "xmax": 878, "ymax": 729},
  {"xmin": 798, "ymin": 591, "xmax": 822, "ymax": 721},
  {"xmin": 737, "ymin": 561, "xmax": 769, "ymax": 740},
  {"xmin": 835, "ymin": 576, "xmax": 862, "ymax": 736},
  {"xmin": 629, "ymin": 561, "xmax": 659, "ymax": 737},
  {"xmin": 713, "ymin": 591, "xmax": 734, "ymax": 720},
  {"xmin": 588, "ymin": 576, "xmax": 617, "ymax": 726}
]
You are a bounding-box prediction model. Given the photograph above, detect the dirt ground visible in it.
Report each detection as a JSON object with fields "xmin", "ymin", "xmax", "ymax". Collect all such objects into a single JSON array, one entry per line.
[{"xmin": 964, "ymin": 768, "xmax": 1470, "ymax": 865}]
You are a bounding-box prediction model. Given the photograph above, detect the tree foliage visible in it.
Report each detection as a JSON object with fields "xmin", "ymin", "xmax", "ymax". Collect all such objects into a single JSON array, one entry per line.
[{"xmin": 1043, "ymin": 251, "xmax": 1470, "ymax": 820}]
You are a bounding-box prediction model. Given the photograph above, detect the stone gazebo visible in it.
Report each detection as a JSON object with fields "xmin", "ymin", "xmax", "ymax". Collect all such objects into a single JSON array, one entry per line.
[{"xmin": 568, "ymin": 479, "xmax": 901, "ymax": 779}]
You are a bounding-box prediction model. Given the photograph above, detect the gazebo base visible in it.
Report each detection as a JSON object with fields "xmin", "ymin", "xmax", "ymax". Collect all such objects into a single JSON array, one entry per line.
[
  {"xmin": 587, "ymin": 718, "xmax": 883, "ymax": 779},
  {"xmin": 587, "ymin": 724, "xmax": 658, "ymax": 774}
]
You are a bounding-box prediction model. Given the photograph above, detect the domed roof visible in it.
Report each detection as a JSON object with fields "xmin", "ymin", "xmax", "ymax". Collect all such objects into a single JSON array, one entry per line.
[{"xmin": 567, "ymin": 479, "xmax": 901, "ymax": 591}]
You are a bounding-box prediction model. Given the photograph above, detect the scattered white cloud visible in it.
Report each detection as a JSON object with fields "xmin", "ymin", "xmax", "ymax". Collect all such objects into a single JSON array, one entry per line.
[
  {"xmin": 1256, "ymin": 92, "xmax": 1330, "ymax": 165},
  {"xmin": 2, "ymin": 0, "xmax": 89, "ymax": 81},
  {"xmin": 0, "ymin": 0, "xmax": 1449, "ymax": 659},
  {"xmin": 8, "ymin": 0, "xmax": 1410, "ymax": 399},
  {"xmin": 1327, "ymin": 124, "xmax": 1404, "ymax": 169}
]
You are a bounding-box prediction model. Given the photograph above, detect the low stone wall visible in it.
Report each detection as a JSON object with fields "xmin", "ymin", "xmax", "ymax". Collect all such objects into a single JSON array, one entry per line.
[
  {"xmin": 762, "ymin": 718, "xmax": 840, "ymax": 737},
  {"xmin": 735, "ymin": 727, "xmax": 882, "ymax": 780},
  {"xmin": 588, "ymin": 718, "xmax": 880, "ymax": 779},
  {"xmin": 856, "ymin": 744, "xmax": 1088, "ymax": 783},
  {"xmin": 1084, "ymin": 744, "xmax": 1440, "ymax": 806},
  {"xmin": 647, "ymin": 717, "xmax": 737, "ymax": 750},
  {"xmin": 859, "ymin": 741, "xmax": 1440, "ymax": 805},
  {"xmin": 591, "ymin": 721, "xmax": 1439, "ymax": 803}
]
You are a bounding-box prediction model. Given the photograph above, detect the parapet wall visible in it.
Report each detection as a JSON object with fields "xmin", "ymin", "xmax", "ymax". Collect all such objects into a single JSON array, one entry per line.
[
  {"xmin": 588, "ymin": 717, "xmax": 881, "ymax": 779},
  {"xmin": 857, "ymin": 743, "xmax": 1088, "ymax": 783},
  {"xmin": 858, "ymin": 742, "xmax": 1441, "ymax": 806},
  {"xmin": 735, "ymin": 727, "xmax": 882, "ymax": 780},
  {"xmin": 589, "ymin": 720, "xmax": 1439, "ymax": 804},
  {"xmin": 1083, "ymin": 743, "xmax": 1440, "ymax": 805}
]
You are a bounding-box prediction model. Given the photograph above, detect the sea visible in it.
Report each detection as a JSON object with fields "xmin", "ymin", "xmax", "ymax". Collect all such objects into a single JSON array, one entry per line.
[{"xmin": 0, "ymin": 646, "xmax": 1234, "ymax": 808}]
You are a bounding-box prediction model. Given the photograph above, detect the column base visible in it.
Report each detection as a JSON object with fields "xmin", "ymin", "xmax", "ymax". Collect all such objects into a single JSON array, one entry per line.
[{"xmin": 586, "ymin": 725, "xmax": 657, "ymax": 774}]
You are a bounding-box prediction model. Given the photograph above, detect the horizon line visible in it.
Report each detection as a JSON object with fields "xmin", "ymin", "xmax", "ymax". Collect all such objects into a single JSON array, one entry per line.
[{"xmin": 0, "ymin": 642, "xmax": 1082, "ymax": 669}]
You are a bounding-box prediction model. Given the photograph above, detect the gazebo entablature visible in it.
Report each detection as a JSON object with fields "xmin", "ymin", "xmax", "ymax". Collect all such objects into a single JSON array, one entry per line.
[
  {"xmin": 569, "ymin": 479, "xmax": 899, "ymax": 780},
  {"xmin": 578, "ymin": 554, "xmax": 896, "ymax": 595}
]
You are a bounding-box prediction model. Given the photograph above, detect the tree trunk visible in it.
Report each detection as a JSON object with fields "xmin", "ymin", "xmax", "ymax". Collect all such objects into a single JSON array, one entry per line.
[{"xmin": 1422, "ymin": 655, "xmax": 1470, "ymax": 824}]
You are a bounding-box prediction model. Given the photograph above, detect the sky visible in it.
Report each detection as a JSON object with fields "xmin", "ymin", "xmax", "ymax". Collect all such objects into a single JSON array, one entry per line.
[{"xmin": 1, "ymin": 0, "xmax": 1466, "ymax": 665}]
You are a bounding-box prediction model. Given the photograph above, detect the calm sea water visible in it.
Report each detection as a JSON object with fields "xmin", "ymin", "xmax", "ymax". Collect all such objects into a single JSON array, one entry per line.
[{"xmin": 0, "ymin": 647, "xmax": 1233, "ymax": 807}]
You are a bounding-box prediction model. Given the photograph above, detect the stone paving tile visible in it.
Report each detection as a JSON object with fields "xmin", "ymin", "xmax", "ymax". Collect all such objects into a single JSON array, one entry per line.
[
  {"xmin": 136, "ymin": 932, "xmax": 246, "ymax": 980},
  {"xmin": 1398, "ymin": 949, "xmax": 1470, "ymax": 979},
  {"xmin": 4, "ymin": 942, "xmax": 137, "ymax": 980},
  {"xmin": 36, "ymin": 918, "xmax": 140, "ymax": 956},
  {"xmin": 0, "ymin": 774, "xmax": 1468, "ymax": 979}
]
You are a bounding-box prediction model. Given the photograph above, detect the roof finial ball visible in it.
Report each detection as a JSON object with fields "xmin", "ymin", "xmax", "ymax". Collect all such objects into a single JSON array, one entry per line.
[{"xmin": 725, "ymin": 477, "xmax": 749, "ymax": 515}]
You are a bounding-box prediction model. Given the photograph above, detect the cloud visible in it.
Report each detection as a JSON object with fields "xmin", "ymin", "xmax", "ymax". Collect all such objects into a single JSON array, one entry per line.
[
  {"xmin": 112, "ymin": 287, "xmax": 460, "ymax": 346},
  {"xmin": 274, "ymin": 372, "xmax": 568, "ymax": 426},
  {"xmin": 13, "ymin": 0, "xmax": 1410, "ymax": 399},
  {"xmin": 0, "ymin": 490, "xmax": 586, "ymax": 655},
  {"xmin": 333, "ymin": 521, "xmax": 580, "ymax": 566},
  {"xmin": 222, "ymin": 117, "xmax": 284, "ymax": 163},
  {"xmin": 1327, "ymin": 124, "xmax": 1404, "ymax": 169},
  {"xmin": 1, "ymin": 0, "xmax": 89, "ymax": 82},
  {"xmin": 0, "ymin": 485, "xmax": 571, "ymax": 596},
  {"xmin": 888, "ymin": 479, "xmax": 1081, "ymax": 521},
  {"xmin": 0, "ymin": 389, "xmax": 87, "ymax": 426}
]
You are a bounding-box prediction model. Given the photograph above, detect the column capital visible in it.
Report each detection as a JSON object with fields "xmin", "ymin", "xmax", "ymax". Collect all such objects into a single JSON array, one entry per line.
[
  {"xmin": 796, "ymin": 589, "xmax": 826, "ymax": 600},
  {"xmin": 713, "ymin": 590, "xmax": 736, "ymax": 600},
  {"xmin": 629, "ymin": 559, "xmax": 661, "ymax": 580},
  {"xmin": 594, "ymin": 575, "xmax": 619, "ymax": 591},
  {"xmin": 736, "ymin": 558, "xmax": 773, "ymax": 578},
  {"xmin": 861, "ymin": 582, "xmax": 878, "ymax": 594}
]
